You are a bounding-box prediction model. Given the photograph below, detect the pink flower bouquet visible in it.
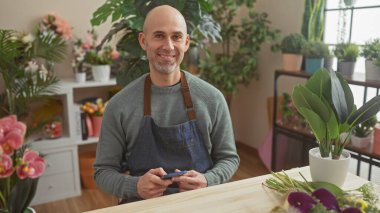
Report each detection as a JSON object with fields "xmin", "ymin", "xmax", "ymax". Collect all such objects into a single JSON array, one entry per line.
[{"xmin": 0, "ymin": 115, "xmax": 46, "ymax": 213}]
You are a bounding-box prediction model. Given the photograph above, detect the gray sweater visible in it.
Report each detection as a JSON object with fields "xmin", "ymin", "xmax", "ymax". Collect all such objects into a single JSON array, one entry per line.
[{"xmin": 94, "ymin": 71, "xmax": 240, "ymax": 199}]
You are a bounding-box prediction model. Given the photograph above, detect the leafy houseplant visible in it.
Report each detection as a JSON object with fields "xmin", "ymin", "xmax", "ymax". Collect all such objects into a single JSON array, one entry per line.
[
  {"xmin": 361, "ymin": 38, "xmax": 380, "ymax": 63},
  {"xmin": 352, "ymin": 116, "xmax": 377, "ymax": 138},
  {"xmin": 292, "ymin": 68, "xmax": 380, "ymax": 159},
  {"xmin": 199, "ymin": 0, "xmax": 280, "ymax": 103},
  {"xmin": 90, "ymin": 0, "xmax": 222, "ymax": 86},
  {"xmin": 334, "ymin": 43, "xmax": 359, "ymax": 62},
  {"xmin": 301, "ymin": 41, "xmax": 330, "ymax": 59},
  {"xmin": 280, "ymin": 33, "xmax": 306, "ymax": 71},
  {"xmin": 281, "ymin": 33, "xmax": 306, "ymax": 54}
]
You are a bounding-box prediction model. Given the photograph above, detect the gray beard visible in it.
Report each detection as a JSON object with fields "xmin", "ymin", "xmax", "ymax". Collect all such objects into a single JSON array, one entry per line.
[{"xmin": 153, "ymin": 61, "xmax": 177, "ymax": 74}]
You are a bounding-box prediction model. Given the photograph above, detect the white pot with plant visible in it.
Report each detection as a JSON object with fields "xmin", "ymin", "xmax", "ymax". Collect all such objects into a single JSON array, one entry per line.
[
  {"xmin": 334, "ymin": 43, "xmax": 359, "ymax": 76},
  {"xmin": 351, "ymin": 116, "xmax": 377, "ymax": 149},
  {"xmin": 82, "ymin": 30, "xmax": 120, "ymax": 82},
  {"xmin": 280, "ymin": 33, "xmax": 306, "ymax": 71},
  {"xmin": 361, "ymin": 38, "xmax": 380, "ymax": 80},
  {"xmin": 292, "ymin": 69, "xmax": 380, "ymax": 186},
  {"xmin": 72, "ymin": 38, "xmax": 87, "ymax": 83}
]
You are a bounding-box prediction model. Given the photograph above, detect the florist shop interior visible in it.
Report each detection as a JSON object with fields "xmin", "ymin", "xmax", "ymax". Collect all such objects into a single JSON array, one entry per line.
[{"xmin": 1, "ymin": 0, "xmax": 380, "ymax": 213}]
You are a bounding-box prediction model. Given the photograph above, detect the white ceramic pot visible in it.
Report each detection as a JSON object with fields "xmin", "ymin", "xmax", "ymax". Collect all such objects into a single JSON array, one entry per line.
[
  {"xmin": 75, "ymin": 72, "xmax": 86, "ymax": 83},
  {"xmin": 91, "ymin": 65, "xmax": 110, "ymax": 82},
  {"xmin": 351, "ymin": 132, "xmax": 373, "ymax": 149},
  {"xmin": 309, "ymin": 147, "xmax": 350, "ymax": 187}
]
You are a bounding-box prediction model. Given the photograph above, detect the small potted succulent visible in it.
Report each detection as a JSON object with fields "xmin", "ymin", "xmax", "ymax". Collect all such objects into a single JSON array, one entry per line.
[
  {"xmin": 334, "ymin": 43, "xmax": 359, "ymax": 76},
  {"xmin": 361, "ymin": 38, "xmax": 380, "ymax": 80},
  {"xmin": 301, "ymin": 41, "xmax": 330, "ymax": 74},
  {"xmin": 351, "ymin": 116, "xmax": 377, "ymax": 149},
  {"xmin": 280, "ymin": 33, "xmax": 306, "ymax": 71}
]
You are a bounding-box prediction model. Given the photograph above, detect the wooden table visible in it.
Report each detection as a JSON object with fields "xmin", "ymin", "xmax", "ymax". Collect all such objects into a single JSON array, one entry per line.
[{"xmin": 85, "ymin": 166, "xmax": 379, "ymax": 213}]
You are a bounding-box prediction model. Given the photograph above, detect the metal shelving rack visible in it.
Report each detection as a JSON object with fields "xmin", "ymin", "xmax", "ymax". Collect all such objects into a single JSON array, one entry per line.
[{"xmin": 271, "ymin": 70, "xmax": 380, "ymax": 180}]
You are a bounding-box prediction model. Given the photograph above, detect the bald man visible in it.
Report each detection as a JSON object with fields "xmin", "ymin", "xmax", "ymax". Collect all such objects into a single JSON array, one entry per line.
[{"xmin": 94, "ymin": 5, "xmax": 239, "ymax": 203}]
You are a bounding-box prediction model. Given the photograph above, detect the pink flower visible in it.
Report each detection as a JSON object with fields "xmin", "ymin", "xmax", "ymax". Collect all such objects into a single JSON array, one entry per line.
[
  {"xmin": 111, "ymin": 50, "xmax": 120, "ymax": 60},
  {"xmin": 0, "ymin": 154, "xmax": 14, "ymax": 177},
  {"xmin": 16, "ymin": 150, "xmax": 46, "ymax": 179},
  {"xmin": 0, "ymin": 115, "xmax": 26, "ymax": 155}
]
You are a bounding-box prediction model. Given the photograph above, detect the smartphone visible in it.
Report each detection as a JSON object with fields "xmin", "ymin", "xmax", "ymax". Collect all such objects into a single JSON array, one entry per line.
[{"xmin": 161, "ymin": 170, "xmax": 187, "ymax": 179}]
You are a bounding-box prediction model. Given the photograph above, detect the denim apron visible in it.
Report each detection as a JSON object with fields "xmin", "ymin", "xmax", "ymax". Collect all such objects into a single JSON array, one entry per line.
[{"xmin": 124, "ymin": 72, "xmax": 213, "ymax": 202}]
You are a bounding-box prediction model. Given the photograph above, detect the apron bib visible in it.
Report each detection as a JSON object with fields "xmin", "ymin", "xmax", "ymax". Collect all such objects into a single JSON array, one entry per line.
[{"xmin": 125, "ymin": 72, "xmax": 212, "ymax": 202}]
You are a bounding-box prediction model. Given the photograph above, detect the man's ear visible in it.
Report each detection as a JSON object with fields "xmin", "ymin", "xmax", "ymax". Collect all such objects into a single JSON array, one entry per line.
[
  {"xmin": 184, "ymin": 34, "xmax": 190, "ymax": 52},
  {"xmin": 138, "ymin": 32, "xmax": 146, "ymax": 50}
]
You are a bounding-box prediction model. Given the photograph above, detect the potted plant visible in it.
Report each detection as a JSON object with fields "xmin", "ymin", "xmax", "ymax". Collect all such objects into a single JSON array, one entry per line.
[
  {"xmin": 292, "ymin": 68, "xmax": 380, "ymax": 186},
  {"xmin": 72, "ymin": 38, "xmax": 88, "ymax": 83},
  {"xmin": 351, "ymin": 116, "xmax": 377, "ymax": 149},
  {"xmin": 361, "ymin": 38, "xmax": 380, "ymax": 80},
  {"xmin": 323, "ymin": 47, "xmax": 334, "ymax": 71},
  {"xmin": 301, "ymin": 41, "xmax": 330, "ymax": 74},
  {"xmin": 280, "ymin": 33, "xmax": 306, "ymax": 71},
  {"xmin": 83, "ymin": 30, "xmax": 120, "ymax": 82},
  {"xmin": 334, "ymin": 43, "xmax": 359, "ymax": 76}
]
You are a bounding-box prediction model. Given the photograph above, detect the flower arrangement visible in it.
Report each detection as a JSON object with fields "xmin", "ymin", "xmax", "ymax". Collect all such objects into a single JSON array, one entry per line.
[
  {"xmin": 280, "ymin": 93, "xmax": 309, "ymax": 133},
  {"xmin": 264, "ymin": 171, "xmax": 379, "ymax": 213},
  {"xmin": 81, "ymin": 30, "xmax": 120, "ymax": 65},
  {"xmin": 72, "ymin": 39, "xmax": 87, "ymax": 73},
  {"xmin": 81, "ymin": 98, "xmax": 107, "ymax": 117},
  {"xmin": 39, "ymin": 13, "xmax": 73, "ymax": 40},
  {"xmin": 292, "ymin": 69, "xmax": 380, "ymax": 159},
  {"xmin": 0, "ymin": 115, "xmax": 46, "ymax": 213}
]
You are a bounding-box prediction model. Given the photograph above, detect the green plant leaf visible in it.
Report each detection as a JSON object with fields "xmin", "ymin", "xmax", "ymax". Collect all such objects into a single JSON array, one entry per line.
[
  {"xmin": 326, "ymin": 107, "xmax": 339, "ymax": 139},
  {"xmin": 91, "ymin": 0, "xmax": 126, "ymax": 26},
  {"xmin": 309, "ymin": 181, "xmax": 344, "ymax": 196},
  {"xmin": 292, "ymin": 85, "xmax": 330, "ymax": 122},
  {"xmin": 8, "ymin": 178, "xmax": 39, "ymax": 213},
  {"xmin": 337, "ymin": 72, "xmax": 355, "ymax": 117},
  {"xmin": 347, "ymin": 95, "xmax": 380, "ymax": 127},
  {"xmin": 330, "ymin": 69, "xmax": 348, "ymax": 123},
  {"xmin": 305, "ymin": 68, "xmax": 330, "ymax": 98},
  {"xmin": 298, "ymin": 107, "xmax": 327, "ymax": 143}
]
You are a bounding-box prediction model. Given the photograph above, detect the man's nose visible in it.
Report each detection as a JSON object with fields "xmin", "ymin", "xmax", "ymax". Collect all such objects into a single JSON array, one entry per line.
[{"xmin": 162, "ymin": 38, "xmax": 174, "ymax": 50}]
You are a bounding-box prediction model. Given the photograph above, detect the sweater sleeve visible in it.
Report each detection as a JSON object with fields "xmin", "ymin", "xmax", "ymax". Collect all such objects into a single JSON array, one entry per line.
[
  {"xmin": 203, "ymin": 94, "xmax": 240, "ymax": 186},
  {"xmin": 93, "ymin": 101, "xmax": 140, "ymax": 199}
]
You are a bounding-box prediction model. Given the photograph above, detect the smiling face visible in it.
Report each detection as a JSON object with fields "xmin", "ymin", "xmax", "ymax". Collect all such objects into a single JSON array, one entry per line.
[{"xmin": 139, "ymin": 5, "xmax": 190, "ymax": 75}]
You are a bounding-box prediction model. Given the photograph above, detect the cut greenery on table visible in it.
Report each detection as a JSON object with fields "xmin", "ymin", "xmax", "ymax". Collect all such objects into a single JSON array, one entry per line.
[{"xmin": 263, "ymin": 171, "xmax": 379, "ymax": 213}]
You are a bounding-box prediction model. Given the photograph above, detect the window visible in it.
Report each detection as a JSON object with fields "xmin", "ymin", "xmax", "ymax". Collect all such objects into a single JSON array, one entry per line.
[{"xmin": 324, "ymin": 0, "xmax": 380, "ymax": 183}]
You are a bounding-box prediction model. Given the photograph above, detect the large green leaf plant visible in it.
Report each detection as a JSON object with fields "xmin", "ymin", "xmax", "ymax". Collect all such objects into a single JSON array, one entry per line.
[
  {"xmin": 292, "ymin": 69, "xmax": 380, "ymax": 159},
  {"xmin": 90, "ymin": 0, "xmax": 221, "ymax": 86},
  {"xmin": 199, "ymin": 0, "xmax": 280, "ymax": 103}
]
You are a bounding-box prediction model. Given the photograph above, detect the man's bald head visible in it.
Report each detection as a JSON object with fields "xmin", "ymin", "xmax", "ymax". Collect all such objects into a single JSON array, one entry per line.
[{"xmin": 143, "ymin": 5, "xmax": 187, "ymax": 33}]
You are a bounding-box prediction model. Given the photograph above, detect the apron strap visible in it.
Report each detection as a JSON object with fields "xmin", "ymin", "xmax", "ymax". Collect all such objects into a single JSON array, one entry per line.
[
  {"xmin": 180, "ymin": 72, "xmax": 196, "ymax": 120},
  {"xmin": 143, "ymin": 72, "xmax": 196, "ymax": 120}
]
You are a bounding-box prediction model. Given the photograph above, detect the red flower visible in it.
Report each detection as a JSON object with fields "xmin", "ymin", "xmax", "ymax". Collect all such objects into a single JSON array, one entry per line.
[{"xmin": 0, "ymin": 154, "xmax": 14, "ymax": 177}]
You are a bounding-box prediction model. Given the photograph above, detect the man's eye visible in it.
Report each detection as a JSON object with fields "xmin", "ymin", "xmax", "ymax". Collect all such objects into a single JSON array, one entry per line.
[
  {"xmin": 155, "ymin": 34, "xmax": 164, "ymax": 39},
  {"xmin": 173, "ymin": 35, "xmax": 182, "ymax": 41}
]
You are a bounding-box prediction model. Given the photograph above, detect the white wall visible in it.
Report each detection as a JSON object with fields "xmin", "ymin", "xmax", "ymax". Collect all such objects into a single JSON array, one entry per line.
[
  {"xmin": 230, "ymin": 0, "xmax": 306, "ymax": 148},
  {"xmin": 0, "ymin": 0, "xmax": 112, "ymax": 79}
]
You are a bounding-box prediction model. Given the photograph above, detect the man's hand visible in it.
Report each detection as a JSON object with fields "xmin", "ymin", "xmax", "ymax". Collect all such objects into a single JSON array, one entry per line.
[
  {"xmin": 172, "ymin": 169, "xmax": 207, "ymax": 192},
  {"xmin": 137, "ymin": 168, "xmax": 173, "ymax": 199}
]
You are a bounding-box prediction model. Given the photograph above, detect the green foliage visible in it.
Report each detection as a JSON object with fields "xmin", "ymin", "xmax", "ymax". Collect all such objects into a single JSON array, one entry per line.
[
  {"xmin": 292, "ymin": 69, "xmax": 380, "ymax": 158},
  {"xmin": 302, "ymin": 41, "xmax": 330, "ymax": 58},
  {"xmin": 301, "ymin": 0, "xmax": 326, "ymax": 42},
  {"xmin": 7, "ymin": 178, "xmax": 39, "ymax": 213},
  {"xmin": 90, "ymin": 0, "xmax": 221, "ymax": 86},
  {"xmin": 280, "ymin": 33, "xmax": 306, "ymax": 54},
  {"xmin": 334, "ymin": 43, "xmax": 359, "ymax": 62},
  {"xmin": 361, "ymin": 39, "xmax": 380, "ymax": 64},
  {"xmin": 352, "ymin": 116, "xmax": 377, "ymax": 137},
  {"xmin": 0, "ymin": 29, "xmax": 62, "ymax": 118},
  {"xmin": 200, "ymin": 0, "xmax": 280, "ymax": 96}
]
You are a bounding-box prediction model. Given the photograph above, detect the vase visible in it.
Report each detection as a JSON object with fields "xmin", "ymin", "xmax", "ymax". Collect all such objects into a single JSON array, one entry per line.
[
  {"xmin": 282, "ymin": 53, "xmax": 303, "ymax": 71},
  {"xmin": 309, "ymin": 147, "xmax": 350, "ymax": 187},
  {"xmin": 92, "ymin": 115, "xmax": 103, "ymax": 137},
  {"xmin": 75, "ymin": 72, "xmax": 86, "ymax": 83},
  {"xmin": 365, "ymin": 60, "xmax": 380, "ymax": 80},
  {"xmin": 337, "ymin": 61, "xmax": 356, "ymax": 76},
  {"xmin": 351, "ymin": 132, "xmax": 373, "ymax": 149},
  {"xmin": 305, "ymin": 58, "xmax": 324, "ymax": 74},
  {"xmin": 91, "ymin": 65, "xmax": 110, "ymax": 82}
]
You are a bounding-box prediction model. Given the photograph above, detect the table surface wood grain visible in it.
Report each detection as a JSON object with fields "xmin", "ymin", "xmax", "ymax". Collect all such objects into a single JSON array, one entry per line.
[{"xmin": 84, "ymin": 166, "xmax": 379, "ymax": 213}]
